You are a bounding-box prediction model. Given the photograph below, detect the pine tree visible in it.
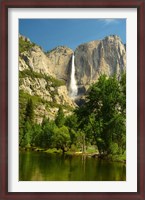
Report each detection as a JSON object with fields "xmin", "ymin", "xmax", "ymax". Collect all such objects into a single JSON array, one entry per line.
[
  {"xmin": 24, "ymin": 98, "xmax": 34, "ymax": 123},
  {"xmin": 20, "ymin": 99, "xmax": 34, "ymax": 147},
  {"xmin": 55, "ymin": 107, "xmax": 65, "ymax": 128}
]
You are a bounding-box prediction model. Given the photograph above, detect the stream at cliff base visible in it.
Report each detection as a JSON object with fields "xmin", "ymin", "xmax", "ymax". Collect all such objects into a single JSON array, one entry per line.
[{"xmin": 19, "ymin": 151, "xmax": 126, "ymax": 181}]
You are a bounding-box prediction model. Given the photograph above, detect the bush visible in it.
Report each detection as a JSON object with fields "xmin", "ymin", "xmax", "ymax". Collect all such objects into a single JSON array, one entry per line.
[
  {"xmin": 70, "ymin": 144, "xmax": 78, "ymax": 152},
  {"xmin": 109, "ymin": 143, "xmax": 119, "ymax": 155}
]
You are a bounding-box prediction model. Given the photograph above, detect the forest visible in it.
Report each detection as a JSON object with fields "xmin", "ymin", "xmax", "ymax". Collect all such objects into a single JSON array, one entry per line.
[{"xmin": 19, "ymin": 73, "xmax": 126, "ymax": 162}]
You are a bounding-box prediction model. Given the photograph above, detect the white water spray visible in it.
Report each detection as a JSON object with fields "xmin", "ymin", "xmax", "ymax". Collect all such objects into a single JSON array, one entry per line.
[{"xmin": 69, "ymin": 54, "xmax": 78, "ymax": 98}]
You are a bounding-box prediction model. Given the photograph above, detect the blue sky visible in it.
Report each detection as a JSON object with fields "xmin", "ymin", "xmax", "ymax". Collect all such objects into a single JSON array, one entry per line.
[{"xmin": 19, "ymin": 19, "xmax": 126, "ymax": 52}]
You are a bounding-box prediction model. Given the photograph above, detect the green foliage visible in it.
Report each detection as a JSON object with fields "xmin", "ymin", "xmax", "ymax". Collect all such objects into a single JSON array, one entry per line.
[
  {"xmin": 96, "ymin": 137, "xmax": 105, "ymax": 154},
  {"xmin": 65, "ymin": 114, "xmax": 78, "ymax": 131},
  {"xmin": 70, "ymin": 144, "xmax": 78, "ymax": 152},
  {"xmin": 37, "ymin": 120, "xmax": 57, "ymax": 148},
  {"xmin": 19, "ymin": 98, "xmax": 34, "ymax": 147},
  {"xmin": 55, "ymin": 107, "xmax": 65, "ymax": 127},
  {"xmin": 31, "ymin": 124, "xmax": 42, "ymax": 147},
  {"xmin": 19, "ymin": 90, "xmax": 43, "ymax": 133},
  {"xmin": 86, "ymin": 146, "xmax": 97, "ymax": 154},
  {"xmin": 20, "ymin": 121, "xmax": 33, "ymax": 148},
  {"xmin": 44, "ymin": 148, "xmax": 62, "ymax": 154},
  {"xmin": 24, "ymin": 98, "xmax": 34, "ymax": 123},
  {"xmin": 19, "ymin": 72, "xmax": 126, "ymax": 161},
  {"xmin": 75, "ymin": 73, "xmax": 126, "ymax": 156},
  {"xmin": 52, "ymin": 126, "xmax": 70, "ymax": 153},
  {"xmin": 19, "ymin": 90, "xmax": 42, "ymax": 105},
  {"xmin": 109, "ymin": 143, "xmax": 119, "ymax": 155},
  {"xmin": 19, "ymin": 69, "xmax": 65, "ymax": 87},
  {"xmin": 47, "ymin": 76, "xmax": 65, "ymax": 87},
  {"xmin": 19, "ymin": 37, "xmax": 34, "ymax": 53}
]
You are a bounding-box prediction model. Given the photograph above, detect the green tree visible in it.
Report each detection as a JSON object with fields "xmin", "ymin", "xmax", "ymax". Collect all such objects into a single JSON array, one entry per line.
[
  {"xmin": 65, "ymin": 114, "xmax": 78, "ymax": 147},
  {"xmin": 21, "ymin": 121, "xmax": 33, "ymax": 148},
  {"xmin": 24, "ymin": 98, "xmax": 34, "ymax": 123},
  {"xmin": 55, "ymin": 107, "xmax": 65, "ymax": 127},
  {"xmin": 41, "ymin": 116, "xmax": 50, "ymax": 127},
  {"xmin": 19, "ymin": 98, "xmax": 34, "ymax": 147},
  {"xmin": 119, "ymin": 72, "xmax": 126, "ymax": 116},
  {"xmin": 31, "ymin": 123, "xmax": 42, "ymax": 147},
  {"xmin": 38, "ymin": 120, "xmax": 57, "ymax": 149},
  {"xmin": 75, "ymin": 74, "xmax": 126, "ymax": 155},
  {"xmin": 52, "ymin": 126, "xmax": 70, "ymax": 153}
]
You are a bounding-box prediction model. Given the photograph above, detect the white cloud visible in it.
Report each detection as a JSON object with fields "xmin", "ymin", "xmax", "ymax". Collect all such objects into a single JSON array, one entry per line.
[{"xmin": 99, "ymin": 19, "xmax": 119, "ymax": 25}]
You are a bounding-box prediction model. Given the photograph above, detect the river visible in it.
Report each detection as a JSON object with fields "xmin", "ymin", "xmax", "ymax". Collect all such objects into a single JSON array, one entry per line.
[{"xmin": 19, "ymin": 151, "xmax": 126, "ymax": 181}]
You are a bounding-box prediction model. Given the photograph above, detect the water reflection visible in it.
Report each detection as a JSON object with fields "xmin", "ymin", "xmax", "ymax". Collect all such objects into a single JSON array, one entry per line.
[{"xmin": 19, "ymin": 152, "xmax": 126, "ymax": 181}]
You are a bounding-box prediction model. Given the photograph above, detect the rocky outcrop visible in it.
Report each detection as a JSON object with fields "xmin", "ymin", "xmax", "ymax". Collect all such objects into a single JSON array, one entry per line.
[
  {"xmin": 19, "ymin": 35, "xmax": 73, "ymax": 82},
  {"xmin": 19, "ymin": 45, "xmax": 56, "ymax": 77},
  {"xmin": 74, "ymin": 35, "xmax": 126, "ymax": 92},
  {"xmin": 19, "ymin": 76, "xmax": 76, "ymax": 121},
  {"xmin": 46, "ymin": 46, "xmax": 73, "ymax": 81},
  {"xmin": 20, "ymin": 76, "xmax": 76, "ymax": 107}
]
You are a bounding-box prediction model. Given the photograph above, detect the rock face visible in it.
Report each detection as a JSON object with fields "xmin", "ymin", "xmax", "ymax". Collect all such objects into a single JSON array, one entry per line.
[
  {"xmin": 74, "ymin": 35, "xmax": 126, "ymax": 92},
  {"xmin": 19, "ymin": 34, "xmax": 126, "ymax": 122},
  {"xmin": 19, "ymin": 45, "xmax": 55, "ymax": 77},
  {"xmin": 46, "ymin": 46, "xmax": 73, "ymax": 82},
  {"xmin": 19, "ymin": 35, "xmax": 73, "ymax": 81},
  {"xmin": 19, "ymin": 76, "xmax": 76, "ymax": 123},
  {"xmin": 19, "ymin": 35, "xmax": 75, "ymax": 122}
]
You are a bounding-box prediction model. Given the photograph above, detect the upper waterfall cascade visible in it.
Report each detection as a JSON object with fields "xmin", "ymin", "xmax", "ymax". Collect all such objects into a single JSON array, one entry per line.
[{"xmin": 69, "ymin": 54, "xmax": 78, "ymax": 98}]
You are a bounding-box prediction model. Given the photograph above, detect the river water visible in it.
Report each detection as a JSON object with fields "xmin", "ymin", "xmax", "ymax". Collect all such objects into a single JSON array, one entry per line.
[{"xmin": 19, "ymin": 151, "xmax": 126, "ymax": 181}]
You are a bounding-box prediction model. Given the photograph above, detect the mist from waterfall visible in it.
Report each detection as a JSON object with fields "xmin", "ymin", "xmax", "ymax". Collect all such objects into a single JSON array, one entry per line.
[{"xmin": 69, "ymin": 54, "xmax": 78, "ymax": 98}]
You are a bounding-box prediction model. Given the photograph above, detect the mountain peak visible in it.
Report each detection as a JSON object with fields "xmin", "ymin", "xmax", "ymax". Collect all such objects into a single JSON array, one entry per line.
[{"xmin": 104, "ymin": 34, "xmax": 121, "ymax": 41}]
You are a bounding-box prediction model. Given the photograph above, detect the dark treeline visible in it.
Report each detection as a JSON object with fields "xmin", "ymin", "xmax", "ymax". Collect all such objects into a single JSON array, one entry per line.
[{"xmin": 19, "ymin": 74, "xmax": 126, "ymax": 160}]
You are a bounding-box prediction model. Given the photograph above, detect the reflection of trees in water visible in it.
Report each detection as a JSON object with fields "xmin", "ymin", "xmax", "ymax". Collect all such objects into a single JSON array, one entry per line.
[
  {"xmin": 31, "ymin": 168, "xmax": 43, "ymax": 181},
  {"xmin": 81, "ymin": 155, "xmax": 86, "ymax": 174},
  {"xmin": 19, "ymin": 152, "xmax": 33, "ymax": 181},
  {"xmin": 19, "ymin": 152, "xmax": 126, "ymax": 181}
]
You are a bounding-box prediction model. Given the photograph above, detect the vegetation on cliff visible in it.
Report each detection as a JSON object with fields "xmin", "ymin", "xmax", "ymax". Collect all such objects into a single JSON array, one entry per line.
[{"xmin": 19, "ymin": 36, "xmax": 35, "ymax": 53}]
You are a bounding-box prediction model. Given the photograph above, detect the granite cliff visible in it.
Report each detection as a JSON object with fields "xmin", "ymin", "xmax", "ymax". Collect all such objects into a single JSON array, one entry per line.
[{"xmin": 74, "ymin": 35, "xmax": 126, "ymax": 92}]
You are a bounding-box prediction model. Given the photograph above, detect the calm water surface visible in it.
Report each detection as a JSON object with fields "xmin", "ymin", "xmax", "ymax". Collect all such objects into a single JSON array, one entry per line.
[{"xmin": 19, "ymin": 151, "xmax": 126, "ymax": 181}]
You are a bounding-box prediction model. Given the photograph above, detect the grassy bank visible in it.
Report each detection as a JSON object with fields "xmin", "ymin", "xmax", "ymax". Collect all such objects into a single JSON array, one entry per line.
[{"xmin": 19, "ymin": 146, "xmax": 126, "ymax": 163}]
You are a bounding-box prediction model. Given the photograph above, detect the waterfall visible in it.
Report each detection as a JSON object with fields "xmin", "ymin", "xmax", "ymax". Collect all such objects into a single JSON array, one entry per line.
[{"xmin": 69, "ymin": 54, "xmax": 78, "ymax": 98}]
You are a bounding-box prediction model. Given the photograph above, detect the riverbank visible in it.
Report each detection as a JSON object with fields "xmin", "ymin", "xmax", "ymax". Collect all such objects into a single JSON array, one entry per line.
[{"xmin": 19, "ymin": 147, "xmax": 126, "ymax": 163}]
